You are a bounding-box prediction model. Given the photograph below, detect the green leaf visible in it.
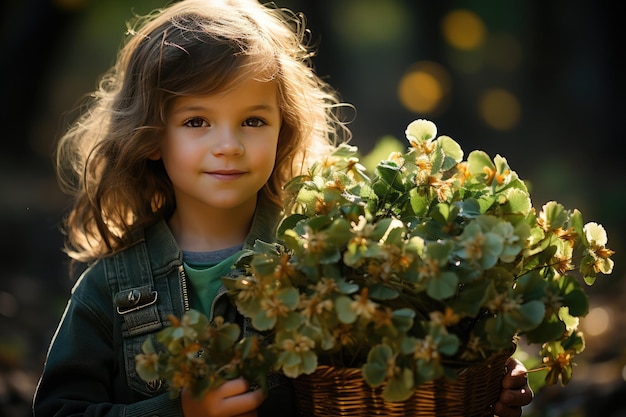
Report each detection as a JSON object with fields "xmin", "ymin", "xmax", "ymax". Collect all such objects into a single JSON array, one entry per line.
[
  {"xmin": 277, "ymin": 214, "xmax": 307, "ymax": 237},
  {"xmin": 430, "ymin": 144, "xmax": 445, "ymax": 174},
  {"xmin": 334, "ymin": 277, "xmax": 360, "ymax": 295},
  {"xmin": 277, "ymin": 287, "xmax": 300, "ymax": 309},
  {"xmin": 414, "ymin": 358, "xmax": 443, "ymax": 384},
  {"xmin": 409, "ymin": 188, "xmax": 430, "ymax": 217},
  {"xmin": 459, "ymin": 198, "xmax": 482, "ymax": 218},
  {"xmin": 376, "ymin": 162, "xmax": 404, "ymax": 191},
  {"xmin": 570, "ymin": 209, "xmax": 584, "ymax": 246},
  {"xmin": 467, "ymin": 150, "xmax": 494, "ymax": 181},
  {"xmin": 424, "ymin": 240, "xmax": 453, "ymax": 262},
  {"xmin": 437, "ymin": 135, "xmax": 463, "ymax": 168},
  {"xmin": 281, "ymin": 311, "xmax": 305, "ymax": 331},
  {"xmin": 300, "ymin": 350, "xmax": 319, "ymax": 374},
  {"xmin": 426, "ymin": 271, "xmax": 458, "ymax": 300},
  {"xmin": 370, "ymin": 218, "xmax": 397, "ymax": 241},
  {"xmin": 369, "ymin": 284, "xmax": 400, "ymax": 301},
  {"xmin": 430, "ymin": 202, "xmax": 459, "ymax": 225},
  {"xmin": 514, "ymin": 270, "xmax": 548, "ymax": 301},
  {"xmin": 362, "ymin": 345, "xmax": 392, "ymax": 387},
  {"xmin": 335, "ymin": 295, "xmax": 357, "ymax": 324},
  {"xmin": 525, "ymin": 315, "xmax": 566, "ymax": 344},
  {"xmin": 437, "ymin": 333, "xmax": 460, "ymax": 356},
  {"xmin": 562, "ymin": 287, "xmax": 589, "ymax": 317},
  {"xmin": 561, "ymin": 331, "xmax": 585, "ymax": 353},
  {"xmin": 391, "ymin": 308, "xmax": 416, "ymax": 332},
  {"xmin": 382, "ymin": 368, "xmax": 414, "ymax": 402},
  {"xmin": 484, "ymin": 315, "xmax": 517, "ymax": 348},
  {"xmin": 252, "ymin": 308, "xmax": 277, "ymax": 331},
  {"xmin": 540, "ymin": 201, "xmax": 568, "ymax": 231},
  {"xmin": 511, "ymin": 300, "xmax": 546, "ymax": 331},
  {"xmin": 449, "ymin": 278, "xmax": 490, "ymax": 316},
  {"xmin": 212, "ymin": 323, "xmax": 241, "ymax": 351},
  {"xmin": 476, "ymin": 195, "xmax": 497, "ymax": 214},
  {"xmin": 296, "ymin": 188, "xmax": 323, "ymax": 208},
  {"xmin": 502, "ymin": 188, "xmax": 532, "ymax": 215}
]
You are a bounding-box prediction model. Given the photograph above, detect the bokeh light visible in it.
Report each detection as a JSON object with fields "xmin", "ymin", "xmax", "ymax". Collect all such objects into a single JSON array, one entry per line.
[
  {"xmin": 397, "ymin": 61, "xmax": 452, "ymax": 115},
  {"xmin": 478, "ymin": 88, "xmax": 521, "ymax": 130},
  {"xmin": 583, "ymin": 306, "xmax": 610, "ymax": 336},
  {"xmin": 441, "ymin": 9, "xmax": 486, "ymax": 50}
]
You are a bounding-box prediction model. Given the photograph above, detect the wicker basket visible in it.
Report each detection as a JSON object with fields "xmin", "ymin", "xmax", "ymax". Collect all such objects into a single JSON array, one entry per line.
[{"xmin": 293, "ymin": 350, "xmax": 511, "ymax": 417}]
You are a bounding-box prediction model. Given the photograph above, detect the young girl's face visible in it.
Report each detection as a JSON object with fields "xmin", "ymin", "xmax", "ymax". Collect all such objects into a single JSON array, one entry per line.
[{"xmin": 158, "ymin": 77, "xmax": 281, "ymax": 216}]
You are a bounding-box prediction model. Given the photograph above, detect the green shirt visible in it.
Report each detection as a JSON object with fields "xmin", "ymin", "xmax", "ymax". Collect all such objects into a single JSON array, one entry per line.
[{"xmin": 183, "ymin": 246, "xmax": 243, "ymax": 316}]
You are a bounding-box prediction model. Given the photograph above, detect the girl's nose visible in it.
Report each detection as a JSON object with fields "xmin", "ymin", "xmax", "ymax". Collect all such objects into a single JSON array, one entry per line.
[{"xmin": 211, "ymin": 127, "xmax": 244, "ymax": 157}]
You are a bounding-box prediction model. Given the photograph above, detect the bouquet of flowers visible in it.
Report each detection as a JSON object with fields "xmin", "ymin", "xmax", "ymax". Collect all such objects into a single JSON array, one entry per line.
[{"xmin": 136, "ymin": 119, "xmax": 614, "ymax": 402}]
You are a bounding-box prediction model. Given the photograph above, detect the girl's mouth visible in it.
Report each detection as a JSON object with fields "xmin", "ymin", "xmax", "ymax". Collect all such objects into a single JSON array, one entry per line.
[{"xmin": 207, "ymin": 170, "xmax": 246, "ymax": 180}]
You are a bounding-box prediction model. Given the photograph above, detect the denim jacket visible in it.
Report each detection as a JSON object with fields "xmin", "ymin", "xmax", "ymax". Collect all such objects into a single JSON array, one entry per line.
[{"xmin": 33, "ymin": 196, "xmax": 296, "ymax": 417}]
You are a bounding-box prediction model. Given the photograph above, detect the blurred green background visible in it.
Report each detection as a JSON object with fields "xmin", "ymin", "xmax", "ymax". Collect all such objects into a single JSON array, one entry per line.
[{"xmin": 1, "ymin": 1, "xmax": 623, "ymax": 416}]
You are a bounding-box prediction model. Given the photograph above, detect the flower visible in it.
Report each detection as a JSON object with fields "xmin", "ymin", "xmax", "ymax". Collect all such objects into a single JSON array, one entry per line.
[{"xmin": 136, "ymin": 119, "xmax": 615, "ymax": 402}]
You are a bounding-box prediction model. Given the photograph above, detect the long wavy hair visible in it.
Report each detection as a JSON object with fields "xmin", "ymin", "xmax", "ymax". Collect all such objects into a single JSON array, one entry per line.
[{"xmin": 56, "ymin": 0, "xmax": 351, "ymax": 264}]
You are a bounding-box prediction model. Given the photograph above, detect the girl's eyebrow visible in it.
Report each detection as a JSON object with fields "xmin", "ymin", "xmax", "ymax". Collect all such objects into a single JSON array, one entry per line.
[
  {"xmin": 243, "ymin": 103, "xmax": 278, "ymax": 112},
  {"xmin": 171, "ymin": 103, "xmax": 278, "ymax": 114}
]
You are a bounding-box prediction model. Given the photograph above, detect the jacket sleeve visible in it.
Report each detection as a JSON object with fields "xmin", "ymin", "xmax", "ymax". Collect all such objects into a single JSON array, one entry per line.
[{"xmin": 32, "ymin": 262, "xmax": 183, "ymax": 417}]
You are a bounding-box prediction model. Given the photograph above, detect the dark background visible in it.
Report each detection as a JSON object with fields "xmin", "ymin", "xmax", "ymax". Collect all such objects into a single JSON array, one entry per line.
[{"xmin": 1, "ymin": 1, "xmax": 624, "ymax": 416}]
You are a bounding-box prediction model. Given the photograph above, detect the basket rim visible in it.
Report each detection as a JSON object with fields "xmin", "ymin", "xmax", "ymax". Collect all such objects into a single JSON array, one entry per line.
[{"xmin": 293, "ymin": 347, "xmax": 513, "ymax": 417}]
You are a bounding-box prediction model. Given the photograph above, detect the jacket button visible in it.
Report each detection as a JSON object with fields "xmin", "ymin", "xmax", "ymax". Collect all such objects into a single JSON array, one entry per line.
[
  {"xmin": 146, "ymin": 379, "xmax": 162, "ymax": 392},
  {"xmin": 127, "ymin": 289, "xmax": 141, "ymax": 305}
]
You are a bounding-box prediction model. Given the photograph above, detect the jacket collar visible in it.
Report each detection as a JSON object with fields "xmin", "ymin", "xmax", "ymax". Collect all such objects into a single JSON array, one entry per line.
[
  {"xmin": 244, "ymin": 193, "xmax": 282, "ymax": 249},
  {"xmin": 142, "ymin": 193, "xmax": 283, "ymax": 268}
]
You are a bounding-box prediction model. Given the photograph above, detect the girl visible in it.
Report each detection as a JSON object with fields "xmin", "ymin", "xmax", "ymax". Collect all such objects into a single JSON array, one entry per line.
[{"xmin": 33, "ymin": 1, "xmax": 533, "ymax": 416}]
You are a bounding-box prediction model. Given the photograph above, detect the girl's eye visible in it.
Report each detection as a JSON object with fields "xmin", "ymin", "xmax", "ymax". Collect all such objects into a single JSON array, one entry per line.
[
  {"xmin": 243, "ymin": 118, "xmax": 266, "ymax": 128},
  {"xmin": 184, "ymin": 117, "xmax": 208, "ymax": 128}
]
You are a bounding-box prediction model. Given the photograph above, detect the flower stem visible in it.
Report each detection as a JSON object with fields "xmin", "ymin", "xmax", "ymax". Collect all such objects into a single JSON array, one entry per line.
[{"xmin": 525, "ymin": 366, "xmax": 549, "ymax": 373}]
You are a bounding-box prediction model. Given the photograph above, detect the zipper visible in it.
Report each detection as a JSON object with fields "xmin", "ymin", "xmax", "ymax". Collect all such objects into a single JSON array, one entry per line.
[
  {"xmin": 178, "ymin": 264, "xmax": 190, "ymax": 312},
  {"xmin": 179, "ymin": 263, "xmax": 204, "ymax": 359}
]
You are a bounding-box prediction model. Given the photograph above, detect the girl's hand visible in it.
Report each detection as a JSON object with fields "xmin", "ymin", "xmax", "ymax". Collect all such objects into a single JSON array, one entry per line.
[
  {"xmin": 493, "ymin": 357, "xmax": 534, "ymax": 417},
  {"xmin": 181, "ymin": 378, "xmax": 265, "ymax": 417}
]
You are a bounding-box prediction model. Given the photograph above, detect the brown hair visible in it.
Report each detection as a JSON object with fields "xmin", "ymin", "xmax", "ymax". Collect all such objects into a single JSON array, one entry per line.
[{"xmin": 56, "ymin": 0, "xmax": 351, "ymax": 264}]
